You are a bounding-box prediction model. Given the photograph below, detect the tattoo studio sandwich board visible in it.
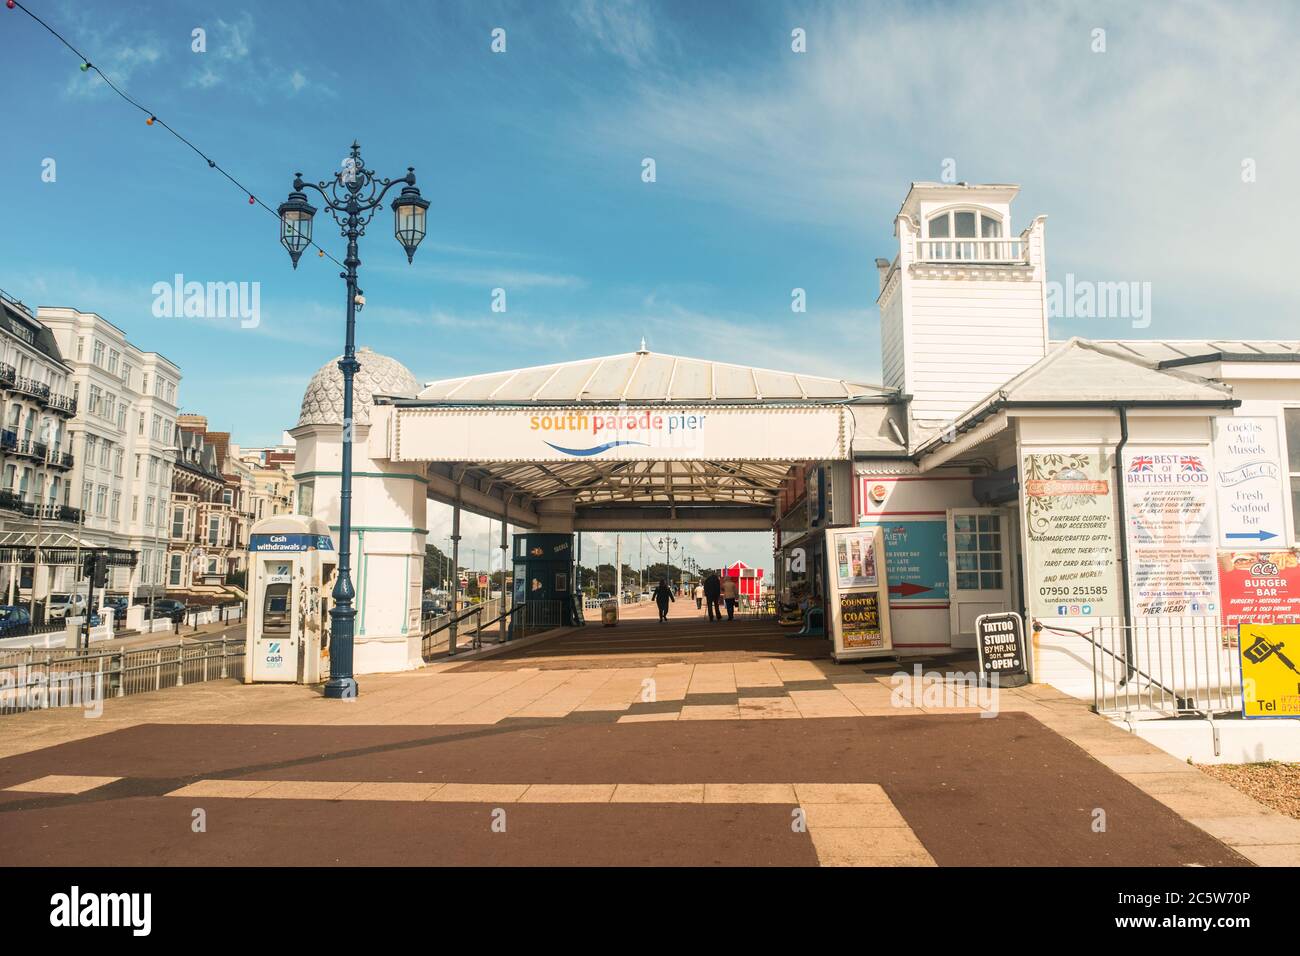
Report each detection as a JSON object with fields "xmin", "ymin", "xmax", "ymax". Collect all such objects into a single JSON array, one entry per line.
[{"xmin": 826, "ymin": 526, "xmax": 893, "ymax": 661}]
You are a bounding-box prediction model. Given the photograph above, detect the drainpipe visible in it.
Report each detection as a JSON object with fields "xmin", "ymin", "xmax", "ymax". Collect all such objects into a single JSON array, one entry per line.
[{"xmin": 1114, "ymin": 407, "xmax": 1136, "ymax": 680}]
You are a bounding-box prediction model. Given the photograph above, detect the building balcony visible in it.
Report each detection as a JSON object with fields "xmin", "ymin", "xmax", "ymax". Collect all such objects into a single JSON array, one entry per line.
[
  {"xmin": 47, "ymin": 393, "xmax": 78, "ymax": 416},
  {"xmin": 914, "ymin": 236, "xmax": 1027, "ymax": 264},
  {"xmin": 10, "ymin": 438, "xmax": 48, "ymax": 461},
  {"xmin": 11, "ymin": 376, "xmax": 51, "ymax": 404},
  {"xmin": 0, "ymin": 363, "xmax": 15, "ymax": 387},
  {"xmin": 0, "ymin": 429, "xmax": 15, "ymax": 451},
  {"xmin": 0, "ymin": 491, "xmax": 83, "ymax": 523},
  {"xmin": 45, "ymin": 448, "xmax": 75, "ymax": 470}
]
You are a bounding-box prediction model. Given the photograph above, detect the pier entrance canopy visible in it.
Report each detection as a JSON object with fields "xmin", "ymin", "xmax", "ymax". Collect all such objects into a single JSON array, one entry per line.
[{"xmin": 367, "ymin": 348, "xmax": 905, "ymax": 531}]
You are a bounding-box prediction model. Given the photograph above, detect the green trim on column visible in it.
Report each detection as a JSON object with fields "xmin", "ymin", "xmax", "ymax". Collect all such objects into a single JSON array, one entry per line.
[
  {"xmin": 400, "ymin": 553, "xmax": 409, "ymax": 635},
  {"xmin": 329, "ymin": 525, "xmax": 429, "ymax": 535},
  {"xmin": 358, "ymin": 530, "xmax": 367, "ymax": 637},
  {"xmin": 296, "ymin": 470, "xmax": 429, "ymax": 484}
]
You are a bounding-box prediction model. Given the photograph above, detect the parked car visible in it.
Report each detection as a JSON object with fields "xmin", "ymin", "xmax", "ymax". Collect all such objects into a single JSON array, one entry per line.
[
  {"xmin": 597, "ymin": 592, "xmax": 612, "ymax": 601},
  {"xmin": 45, "ymin": 593, "xmax": 87, "ymax": 621},
  {"xmin": 421, "ymin": 598, "xmax": 446, "ymax": 616},
  {"xmin": 140, "ymin": 598, "xmax": 187, "ymax": 620},
  {"xmin": 0, "ymin": 605, "xmax": 32, "ymax": 636},
  {"xmin": 103, "ymin": 596, "xmax": 130, "ymax": 620}
]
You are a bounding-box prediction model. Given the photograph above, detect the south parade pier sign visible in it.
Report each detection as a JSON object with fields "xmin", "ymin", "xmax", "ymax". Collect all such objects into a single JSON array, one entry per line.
[{"xmin": 388, "ymin": 405, "xmax": 849, "ymax": 462}]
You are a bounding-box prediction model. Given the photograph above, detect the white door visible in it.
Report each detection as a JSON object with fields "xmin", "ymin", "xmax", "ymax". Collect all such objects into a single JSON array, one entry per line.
[{"xmin": 948, "ymin": 508, "xmax": 1011, "ymax": 647}]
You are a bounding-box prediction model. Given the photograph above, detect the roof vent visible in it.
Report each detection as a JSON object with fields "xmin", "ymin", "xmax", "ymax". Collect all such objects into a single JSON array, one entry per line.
[{"xmin": 637, "ymin": 337, "xmax": 649, "ymax": 355}]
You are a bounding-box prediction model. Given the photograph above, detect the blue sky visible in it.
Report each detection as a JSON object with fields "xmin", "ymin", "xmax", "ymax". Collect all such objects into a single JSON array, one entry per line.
[{"xmin": 3, "ymin": 0, "xmax": 1297, "ymax": 572}]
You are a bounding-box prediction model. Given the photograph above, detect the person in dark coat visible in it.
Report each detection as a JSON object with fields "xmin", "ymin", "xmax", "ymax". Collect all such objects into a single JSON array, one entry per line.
[
  {"xmin": 702, "ymin": 571, "xmax": 723, "ymax": 623},
  {"xmin": 653, "ymin": 579, "xmax": 675, "ymax": 621}
]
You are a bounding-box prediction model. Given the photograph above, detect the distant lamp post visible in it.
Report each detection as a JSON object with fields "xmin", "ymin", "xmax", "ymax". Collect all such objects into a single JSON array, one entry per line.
[{"xmin": 279, "ymin": 141, "xmax": 430, "ymax": 699}]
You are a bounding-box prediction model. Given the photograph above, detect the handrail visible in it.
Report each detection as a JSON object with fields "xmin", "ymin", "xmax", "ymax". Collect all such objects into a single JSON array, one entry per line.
[{"xmin": 1032, "ymin": 620, "xmax": 1191, "ymax": 710}]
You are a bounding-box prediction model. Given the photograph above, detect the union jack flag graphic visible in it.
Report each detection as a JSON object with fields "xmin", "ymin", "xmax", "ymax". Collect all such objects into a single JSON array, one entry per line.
[
  {"xmin": 1128, "ymin": 456, "xmax": 1154, "ymax": 473},
  {"xmin": 1179, "ymin": 456, "xmax": 1206, "ymax": 473}
]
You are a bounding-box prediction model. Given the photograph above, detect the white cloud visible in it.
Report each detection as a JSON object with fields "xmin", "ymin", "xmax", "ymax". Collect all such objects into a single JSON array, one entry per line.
[
  {"xmin": 569, "ymin": 0, "xmax": 661, "ymax": 67},
  {"xmin": 570, "ymin": 0, "xmax": 1300, "ymax": 335}
]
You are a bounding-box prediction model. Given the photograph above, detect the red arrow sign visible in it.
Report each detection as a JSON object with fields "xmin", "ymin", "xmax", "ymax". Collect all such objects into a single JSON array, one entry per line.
[{"xmin": 889, "ymin": 582, "xmax": 933, "ymax": 597}]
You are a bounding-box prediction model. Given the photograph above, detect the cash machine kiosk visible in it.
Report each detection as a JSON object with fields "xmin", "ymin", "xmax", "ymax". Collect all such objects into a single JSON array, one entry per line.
[
  {"xmin": 244, "ymin": 515, "xmax": 337, "ymax": 684},
  {"xmin": 511, "ymin": 532, "xmax": 576, "ymax": 637}
]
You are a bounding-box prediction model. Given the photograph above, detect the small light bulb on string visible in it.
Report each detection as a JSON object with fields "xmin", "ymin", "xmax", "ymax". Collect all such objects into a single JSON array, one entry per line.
[
  {"xmin": 318, "ymin": 249, "xmax": 325, "ymax": 258},
  {"xmin": 248, "ymin": 195, "xmax": 255, "ymax": 205},
  {"xmin": 146, "ymin": 115, "xmax": 156, "ymax": 126},
  {"xmin": 6, "ymin": 2, "xmax": 16, "ymax": 11},
  {"xmin": 80, "ymin": 62, "xmax": 90, "ymax": 72}
]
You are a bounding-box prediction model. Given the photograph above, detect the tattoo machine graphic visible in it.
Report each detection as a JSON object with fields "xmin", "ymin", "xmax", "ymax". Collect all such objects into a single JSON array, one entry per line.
[{"xmin": 1243, "ymin": 633, "xmax": 1300, "ymax": 675}]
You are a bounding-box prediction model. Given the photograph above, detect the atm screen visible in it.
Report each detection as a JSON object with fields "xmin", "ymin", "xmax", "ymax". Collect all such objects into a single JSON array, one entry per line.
[{"xmin": 263, "ymin": 583, "xmax": 291, "ymax": 635}]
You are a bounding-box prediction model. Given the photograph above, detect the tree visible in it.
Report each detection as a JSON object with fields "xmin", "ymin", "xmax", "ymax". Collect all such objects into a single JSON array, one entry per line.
[{"xmin": 422, "ymin": 544, "xmax": 453, "ymax": 591}]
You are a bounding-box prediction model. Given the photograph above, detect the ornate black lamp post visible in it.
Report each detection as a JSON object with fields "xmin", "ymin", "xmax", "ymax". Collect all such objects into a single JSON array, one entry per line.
[{"xmin": 278, "ymin": 141, "xmax": 430, "ymax": 699}]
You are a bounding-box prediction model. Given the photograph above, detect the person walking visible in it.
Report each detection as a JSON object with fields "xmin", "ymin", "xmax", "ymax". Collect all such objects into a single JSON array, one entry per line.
[
  {"xmin": 693, "ymin": 580, "xmax": 703, "ymax": 610},
  {"xmin": 702, "ymin": 570, "xmax": 722, "ymax": 623},
  {"xmin": 721, "ymin": 574, "xmax": 739, "ymax": 621},
  {"xmin": 653, "ymin": 579, "xmax": 675, "ymax": 622}
]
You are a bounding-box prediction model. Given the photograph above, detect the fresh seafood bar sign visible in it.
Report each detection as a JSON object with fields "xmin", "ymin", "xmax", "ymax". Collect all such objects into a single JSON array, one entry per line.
[{"xmin": 1213, "ymin": 417, "xmax": 1285, "ymax": 547}]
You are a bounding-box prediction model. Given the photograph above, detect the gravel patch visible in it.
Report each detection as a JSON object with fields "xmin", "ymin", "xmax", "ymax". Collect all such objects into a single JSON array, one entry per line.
[{"xmin": 1196, "ymin": 762, "xmax": 1300, "ymax": 820}]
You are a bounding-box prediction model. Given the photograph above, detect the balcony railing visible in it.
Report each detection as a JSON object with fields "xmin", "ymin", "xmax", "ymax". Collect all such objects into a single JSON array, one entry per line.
[
  {"xmin": 915, "ymin": 237, "xmax": 1027, "ymax": 264},
  {"xmin": 0, "ymin": 491, "xmax": 83, "ymax": 523},
  {"xmin": 0, "ymin": 363, "xmax": 15, "ymax": 387},
  {"xmin": 11, "ymin": 439, "xmax": 48, "ymax": 461},
  {"xmin": 45, "ymin": 448, "xmax": 74, "ymax": 469},
  {"xmin": 0, "ymin": 429, "xmax": 15, "ymax": 451},
  {"xmin": 11, "ymin": 377, "xmax": 51, "ymax": 403},
  {"xmin": 47, "ymin": 393, "xmax": 77, "ymax": 415}
]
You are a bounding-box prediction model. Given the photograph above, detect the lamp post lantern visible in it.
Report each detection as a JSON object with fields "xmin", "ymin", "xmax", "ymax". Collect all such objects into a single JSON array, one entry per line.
[{"xmin": 279, "ymin": 141, "xmax": 429, "ymax": 699}]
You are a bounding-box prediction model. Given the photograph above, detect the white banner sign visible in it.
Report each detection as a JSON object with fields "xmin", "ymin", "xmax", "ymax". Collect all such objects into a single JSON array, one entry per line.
[
  {"xmin": 392, "ymin": 406, "xmax": 847, "ymax": 462},
  {"xmin": 1022, "ymin": 451, "xmax": 1122, "ymax": 619},
  {"xmin": 1122, "ymin": 448, "xmax": 1220, "ymax": 617},
  {"xmin": 1213, "ymin": 416, "xmax": 1286, "ymax": 547}
]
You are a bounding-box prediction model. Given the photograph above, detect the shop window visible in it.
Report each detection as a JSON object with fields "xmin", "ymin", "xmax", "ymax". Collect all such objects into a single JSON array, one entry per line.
[{"xmin": 953, "ymin": 514, "xmax": 1004, "ymax": 590}]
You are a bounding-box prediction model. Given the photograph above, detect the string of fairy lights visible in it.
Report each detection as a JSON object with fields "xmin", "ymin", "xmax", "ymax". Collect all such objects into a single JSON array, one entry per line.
[{"xmin": 6, "ymin": 0, "xmax": 345, "ymax": 269}]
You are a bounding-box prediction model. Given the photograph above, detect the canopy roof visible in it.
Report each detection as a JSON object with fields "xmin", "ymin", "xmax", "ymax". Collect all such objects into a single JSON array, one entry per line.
[{"xmin": 414, "ymin": 349, "xmax": 896, "ymax": 405}]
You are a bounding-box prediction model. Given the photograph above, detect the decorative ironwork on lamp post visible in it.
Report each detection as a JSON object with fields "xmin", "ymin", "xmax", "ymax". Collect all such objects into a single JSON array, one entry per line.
[{"xmin": 278, "ymin": 141, "xmax": 430, "ymax": 699}]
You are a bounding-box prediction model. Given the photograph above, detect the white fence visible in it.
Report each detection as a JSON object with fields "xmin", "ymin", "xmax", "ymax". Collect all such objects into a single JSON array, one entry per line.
[
  {"xmin": 1035, "ymin": 616, "xmax": 1255, "ymax": 719},
  {"xmin": 0, "ymin": 636, "xmax": 245, "ymax": 715}
]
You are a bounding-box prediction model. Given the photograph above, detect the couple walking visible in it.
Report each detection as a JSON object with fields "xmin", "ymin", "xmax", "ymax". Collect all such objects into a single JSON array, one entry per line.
[{"xmin": 701, "ymin": 570, "xmax": 738, "ymax": 622}]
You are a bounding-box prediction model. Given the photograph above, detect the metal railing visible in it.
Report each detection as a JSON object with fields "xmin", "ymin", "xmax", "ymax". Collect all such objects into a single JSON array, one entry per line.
[
  {"xmin": 0, "ymin": 635, "xmax": 245, "ymax": 715},
  {"xmin": 420, "ymin": 597, "xmax": 504, "ymax": 660},
  {"xmin": 1038, "ymin": 616, "xmax": 1254, "ymax": 719},
  {"xmin": 509, "ymin": 599, "xmax": 565, "ymax": 639}
]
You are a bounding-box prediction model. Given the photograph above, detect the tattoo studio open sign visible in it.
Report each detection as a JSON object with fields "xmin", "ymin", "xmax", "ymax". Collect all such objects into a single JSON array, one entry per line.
[{"xmin": 975, "ymin": 611, "xmax": 1029, "ymax": 687}]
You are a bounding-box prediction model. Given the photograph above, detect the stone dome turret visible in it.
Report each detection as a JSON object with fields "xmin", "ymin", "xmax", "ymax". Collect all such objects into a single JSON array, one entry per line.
[{"xmin": 297, "ymin": 347, "xmax": 420, "ymax": 428}]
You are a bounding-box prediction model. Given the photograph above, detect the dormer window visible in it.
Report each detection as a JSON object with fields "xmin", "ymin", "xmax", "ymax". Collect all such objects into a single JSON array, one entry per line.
[
  {"xmin": 927, "ymin": 208, "xmax": 1002, "ymax": 239},
  {"xmin": 920, "ymin": 207, "xmax": 1017, "ymax": 263}
]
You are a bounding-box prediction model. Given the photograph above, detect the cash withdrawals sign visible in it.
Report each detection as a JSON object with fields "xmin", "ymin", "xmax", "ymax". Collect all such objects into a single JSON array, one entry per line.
[{"xmin": 1238, "ymin": 622, "xmax": 1300, "ymax": 718}]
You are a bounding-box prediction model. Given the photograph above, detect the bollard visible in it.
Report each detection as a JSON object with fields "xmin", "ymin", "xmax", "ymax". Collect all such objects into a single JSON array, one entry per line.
[
  {"xmin": 219, "ymin": 636, "xmax": 228, "ymax": 679},
  {"xmin": 176, "ymin": 640, "xmax": 185, "ymax": 687}
]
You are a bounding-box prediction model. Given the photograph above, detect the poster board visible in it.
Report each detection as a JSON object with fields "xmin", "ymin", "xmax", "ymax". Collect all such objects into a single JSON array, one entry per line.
[
  {"xmin": 1214, "ymin": 417, "xmax": 1287, "ymax": 548},
  {"xmin": 826, "ymin": 526, "xmax": 892, "ymax": 660},
  {"xmin": 1022, "ymin": 451, "xmax": 1122, "ymax": 620},
  {"xmin": 1238, "ymin": 623, "xmax": 1300, "ymax": 718},
  {"xmin": 975, "ymin": 611, "xmax": 1029, "ymax": 687},
  {"xmin": 1122, "ymin": 449, "xmax": 1220, "ymax": 617}
]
